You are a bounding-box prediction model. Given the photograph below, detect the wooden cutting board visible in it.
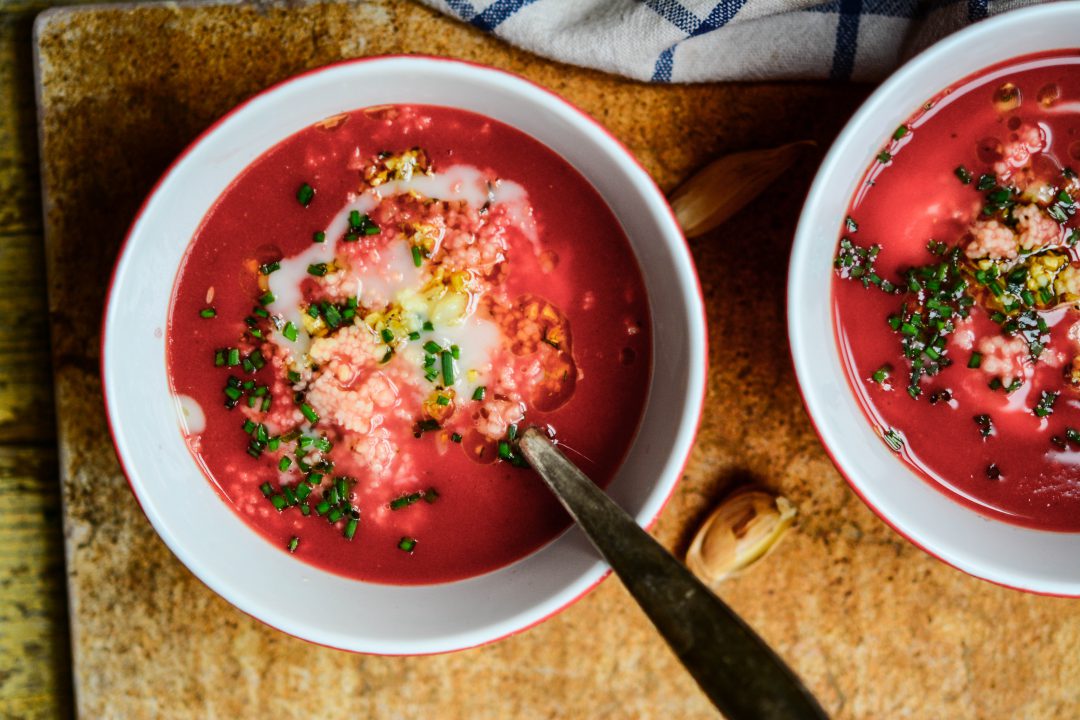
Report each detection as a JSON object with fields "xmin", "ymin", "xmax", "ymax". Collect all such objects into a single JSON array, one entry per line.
[{"xmin": 35, "ymin": 1, "xmax": 1080, "ymax": 717}]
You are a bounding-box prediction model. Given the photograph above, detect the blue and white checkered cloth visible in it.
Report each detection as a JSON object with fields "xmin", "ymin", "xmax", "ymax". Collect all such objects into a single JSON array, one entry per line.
[{"xmin": 419, "ymin": 0, "xmax": 1039, "ymax": 81}]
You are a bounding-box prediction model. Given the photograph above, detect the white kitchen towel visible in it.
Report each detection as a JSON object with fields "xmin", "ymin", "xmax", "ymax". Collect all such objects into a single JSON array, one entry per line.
[{"xmin": 417, "ymin": 0, "xmax": 1044, "ymax": 82}]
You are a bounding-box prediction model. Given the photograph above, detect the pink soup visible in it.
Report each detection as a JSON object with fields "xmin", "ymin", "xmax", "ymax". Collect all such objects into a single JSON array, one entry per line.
[
  {"xmin": 168, "ymin": 105, "xmax": 651, "ymax": 583},
  {"xmin": 834, "ymin": 51, "xmax": 1080, "ymax": 531}
]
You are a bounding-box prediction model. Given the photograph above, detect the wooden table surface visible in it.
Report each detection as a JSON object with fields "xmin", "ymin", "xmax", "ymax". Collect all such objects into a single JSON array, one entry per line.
[{"xmin": 7, "ymin": 0, "xmax": 1080, "ymax": 718}]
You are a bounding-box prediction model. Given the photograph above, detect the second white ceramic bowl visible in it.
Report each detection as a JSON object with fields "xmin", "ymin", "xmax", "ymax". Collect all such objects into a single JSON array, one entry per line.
[
  {"xmin": 790, "ymin": 3, "xmax": 1080, "ymax": 595},
  {"xmin": 103, "ymin": 57, "xmax": 707, "ymax": 652}
]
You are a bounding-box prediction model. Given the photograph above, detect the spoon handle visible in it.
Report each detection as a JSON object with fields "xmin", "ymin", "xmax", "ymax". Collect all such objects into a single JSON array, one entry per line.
[{"xmin": 519, "ymin": 429, "xmax": 829, "ymax": 720}]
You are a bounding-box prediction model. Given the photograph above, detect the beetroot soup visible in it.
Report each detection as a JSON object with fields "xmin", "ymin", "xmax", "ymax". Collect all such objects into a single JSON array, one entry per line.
[
  {"xmin": 168, "ymin": 105, "xmax": 651, "ymax": 583},
  {"xmin": 834, "ymin": 51, "xmax": 1080, "ymax": 531}
]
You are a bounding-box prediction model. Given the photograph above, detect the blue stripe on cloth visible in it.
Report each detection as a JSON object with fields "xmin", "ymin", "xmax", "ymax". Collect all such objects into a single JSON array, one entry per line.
[
  {"xmin": 648, "ymin": 0, "xmax": 749, "ymax": 82},
  {"xmin": 444, "ymin": 0, "xmax": 476, "ymax": 21},
  {"xmin": 695, "ymin": 0, "xmax": 750, "ymax": 34},
  {"xmin": 651, "ymin": 45, "xmax": 676, "ymax": 81},
  {"xmin": 967, "ymin": 0, "xmax": 988, "ymax": 21},
  {"xmin": 642, "ymin": 0, "xmax": 700, "ymax": 33},
  {"xmin": 807, "ymin": 0, "xmax": 915, "ymax": 16},
  {"xmin": 469, "ymin": 0, "xmax": 540, "ymax": 30},
  {"xmin": 830, "ymin": 0, "xmax": 862, "ymax": 80}
]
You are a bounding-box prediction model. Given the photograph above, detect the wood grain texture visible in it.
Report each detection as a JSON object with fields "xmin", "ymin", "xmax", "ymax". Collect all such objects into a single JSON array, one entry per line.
[
  {"xmin": 0, "ymin": 446, "xmax": 70, "ymax": 720},
  {"xmin": 0, "ymin": 0, "xmax": 91, "ymax": 714},
  {"xmin": 34, "ymin": 1, "xmax": 1080, "ymax": 718}
]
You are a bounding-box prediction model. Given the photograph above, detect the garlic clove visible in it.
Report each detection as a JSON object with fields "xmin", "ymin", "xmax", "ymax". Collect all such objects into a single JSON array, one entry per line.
[
  {"xmin": 686, "ymin": 489, "xmax": 797, "ymax": 588},
  {"xmin": 669, "ymin": 141, "xmax": 815, "ymax": 238}
]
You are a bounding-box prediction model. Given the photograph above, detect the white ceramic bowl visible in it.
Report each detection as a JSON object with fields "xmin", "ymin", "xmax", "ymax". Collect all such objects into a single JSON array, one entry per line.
[
  {"xmin": 790, "ymin": 3, "xmax": 1080, "ymax": 595},
  {"xmin": 102, "ymin": 57, "xmax": 706, "ymax": 653}
]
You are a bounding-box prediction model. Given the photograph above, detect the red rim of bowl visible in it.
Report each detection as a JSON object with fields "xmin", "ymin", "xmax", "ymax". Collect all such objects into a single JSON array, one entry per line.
[{"xmin": 99, "ymin": 54, "xmax": 710, "ymax": 653}]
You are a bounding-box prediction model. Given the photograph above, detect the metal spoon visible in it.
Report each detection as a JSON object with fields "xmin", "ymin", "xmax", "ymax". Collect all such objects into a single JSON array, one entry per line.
[{"xmin": 518, "ymin": 428, "xmax": 829, "ymax": 720}]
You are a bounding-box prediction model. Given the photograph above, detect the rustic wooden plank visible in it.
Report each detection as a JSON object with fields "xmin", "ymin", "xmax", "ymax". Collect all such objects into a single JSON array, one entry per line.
[
  {"xmin": 0, "ymin": 233, "xmax": 55, "ymax": 444},
  {"xmin": 0, "ymin": 446, "xmax": 70, "ymax": 720}
]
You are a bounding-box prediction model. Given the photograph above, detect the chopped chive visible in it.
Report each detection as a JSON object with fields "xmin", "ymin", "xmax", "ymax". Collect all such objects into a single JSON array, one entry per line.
[
  {"xmin": 259, "ymin": 261, "xmax": 280, "ymax": 275},
  {"xmin": 424, "ymin": 488, "xmax": 439, "ymax": 503},
  {"xmin": 472, "ymin": 386, "xmax": 486, "ymax": 401},
  {"xmin": 423, "ymin": 340, "xmax": 442, "ymax": 354},
  {"xmin": 214, "ymin": 349, "xmax": 225, "ymax": 367},
  {"xmin": 307, "ymin": 263, "xmax": 328, "ymax": 277},
  {"xmin": 450, "ymin": 344, "xmax": 460, "ymax": 359},
  {"xmin": 408, "ymin": 331, "xmax": 421, "ymax": 341},
  {"xmin": 381, "ymin": 348, "xmax": 393, "ymax": 364},
  {"xmin": 199, "ymin": 307, "xmax": 216, "ymax": 319},
  {"xmin": 871, "ymin": 366, "xmax": 889, "ymax": 384},
  {"xmin": 877, "ymin": 151, "xmax": 892, "ymax": 164},
  {"xmin": 390, "ymin": 492, "xmax": 422, "ymax": 511},
  {"xmin": 1066, "ymin": 428, "xmax": 1080, "ymax": 444},
  {"xmin": 968, "ymin": 352, "xmax": 982, "ymax": 369},
  {"xmin": 314, "ymin": 500, "xmax": 330, "ymax": 516},
  {"xmin": 344, "ymin": 517, "xmax": 358, "ymax": 540},
  {"xmin": 422, "ymin": 321, "xmax": 434, "ymax": 331},
  {"xmin": 259, "ymin": 482, "xmax": 273, "ymax": 497},
  {"xmin": 227, "ymin": 348, "xmax": 240, "ymax": 366},
  {"xmin": 381, "ymin": 328, "xmax": 395, "ymax": 343},
  {"xmin": 259, "ymin": 291, "xmax": 275, "ymax": 306},
  {"xmin": 327, "ymin": 506, "xmax": 344, "ymax": 523},
  {"xmin": 301, "ymin": 403, "xmax": 319, "ymax": 424},
  {"xmin": 300, "ymin": 504, "xmax": 310, "ymax": 516},
  {"xmin": 436, "ymin": 394, "xmax": 450, "ymax": 406},
  {"xmin": 323, "ymin": 304, "xmax": 342, "ymax": 328},
  {"xmin": 411, "ymin": 245, "xmax": 423, "ymax": 267},
  {"xmin": 424, "ymin": 354, "xmax": 436, "ymax": 368},
  {"xmin": 349, "ymin": 210, "xmax": 362, "ymax": 228},
  {"xmin": 313, "ymin": 230, "xmax": 326, "ymax": 243},
  {"xmin": 398, "ymin": 537, "xmax": 417, "ymax": 552},
  {"xmin": 296, "ymin": 183, "xmax": 315, "ymax": 207},
  {"xmin": 1034, "ymin": 391, "xmax": 1059, "ymax": 418},
  {"xmin": 281, "ymin": 322, "xmax": 297, "ymax": 343},
  {"xmin": 279, "ymin": 456, "xmax": 292, "ymax": 472},
  {"xmin": 441, "ymin": 351, "xmax": 455, "ymax": 385},
  {"xmin": 451, "ymin": 432, "xmax": 462, "ymax": 443},
  {"xmin": 287, "ymin": 536, "xmax": 299, "ymax": 553},
  {"xmin": 954, "ymin": 166, "xmax": 972, "ymax": 184},
  {"xmin": 882, "ymin": 428, "xmax": 903, "ymax": 452},
  {"xmin": 270, "ymin": 495, "xmax": 287, "ymax": 511},
  {"xmin": 267, "ymin": 435, "xmax": 279, "ymax": 451},
  {"xmin": 498, "ymin": 441, "xmax": 511, "ymax": 460},
  {"xmin": 224, "ymin": 386, "xmax": 242, "ymax": 402},
  {"xmin": 845, "ymin": 216, "xmax": 858, "ymax": 233},
  {"xmin": 892, "ymin": 126, "xmax": 908, "ymax": 141},
  {"xmin": 283, "ymin": 486, "xmax": 297, "ymax": 506}
]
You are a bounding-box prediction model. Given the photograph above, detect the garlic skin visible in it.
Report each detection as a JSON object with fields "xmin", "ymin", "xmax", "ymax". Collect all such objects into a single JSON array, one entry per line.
[
  {"xmin": 686, "ymin": 489, "xmax": 797, "ymax": 588},
  {"xmin": 670, "ymin": 141, "xmax": 814, "ymax": 238}
]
